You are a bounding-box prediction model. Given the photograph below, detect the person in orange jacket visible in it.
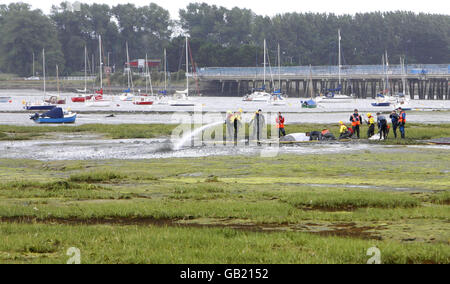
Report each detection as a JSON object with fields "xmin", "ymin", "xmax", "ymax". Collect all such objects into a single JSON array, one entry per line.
[
  {"xmin": 349, "ymin": 109, "xmax": 363, "ymax": 139},
  {"xmin": 276, "ymin": 112, "xmax": 286, "ymax": 138},
  {"xmin": 398, "ymin": 107, "xmax": 407, "ymax": 139}
]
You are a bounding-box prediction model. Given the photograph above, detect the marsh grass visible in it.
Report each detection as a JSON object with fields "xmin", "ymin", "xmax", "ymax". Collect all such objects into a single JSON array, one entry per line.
[
  {"xmin": 69, "ymin": 171, "xmax": 127, "ymax": 183},
  {"xmin": 0, "ymin": 223, "xmax": 448, "ymax": 264},
  {"xmin": 0, "ymin": 180, "xmax": 102, "ymax": 191},
  {"xmin": 427, "ymin": 191, "xmax": 450, "ymax": 205},
  {"xmin": 0, "ymin": 150, "xmax": 448, "ymax": 264},
  {"xmin": 0, "ymin": 180, "xmax": 127, "ymax": 199},
  {"xmin": 280, "ymin": 190, "xmax": 420, "ymax": 211}
]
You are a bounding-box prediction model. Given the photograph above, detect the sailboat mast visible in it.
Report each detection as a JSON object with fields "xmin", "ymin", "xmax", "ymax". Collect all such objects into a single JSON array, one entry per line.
[
  {"xmin": 126, "ymin": 42, "xmax": 131, "ymax": 90},
  {"xmin": 84, "ymin": 46, "xmax": 87, "ymax": 92},
  {"xmin": 309, "ymin": 65, "xmax": 313, "ymax": 99},
  {"xmin": 56, "ymin": 65, "xmax": 60, "ymax": 95},
  {"xmin": 147, "ymin": 54, "xmax": 154, "ymax": 96},
  {"xmin": 186, "ymin": 37, "xmax": 189, "ymax": 96},
  {"xmin": 99, "ymin": 35, "xmax": 103, "ymax": 90},
  {"xmin": 278, "ymin": 43, "xmax": 281, "ymax": 90},
  {"xmin": 145, "ymin": 53, "xmax": 148, "ymax": 94},
  {"xmin": 164, "ymin": 48, "xmax": 167, "ymax": 91},
  {"xmin": 385, "ymin": 50, "xmax": 389, "ymax": 95},
  {"xmin": 401, "ymin": 56, "xmax": 407, "ymax": 95},
  {"xmin": 263, "ymin": 39, "xmax": 266, "ymax": 90},
  {"xmin": 42, "ymin": 49, "xmax": 46, "ymax": 94},
  {"xmin": 338, "ymin": 29, "xmax": 341, "ymax": 88},
  {"xmin": 32, "ymin": 52, "xmax": 35, "ymax": 77}
]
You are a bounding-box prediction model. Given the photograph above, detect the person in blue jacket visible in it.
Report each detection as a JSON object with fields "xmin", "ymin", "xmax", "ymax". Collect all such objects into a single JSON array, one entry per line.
[
  {"xmin": 377, "ymin": 113, "xmax": 388, "ymax": 140},
  {"xmin": 389, "ymin": 110, "xmax": 400, "ymax": 138}
]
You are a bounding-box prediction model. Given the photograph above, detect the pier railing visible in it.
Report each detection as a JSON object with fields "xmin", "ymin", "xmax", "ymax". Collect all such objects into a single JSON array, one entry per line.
[{"xmin": 198, "ymin": 64, "xmax": 450, "ymax": 78}]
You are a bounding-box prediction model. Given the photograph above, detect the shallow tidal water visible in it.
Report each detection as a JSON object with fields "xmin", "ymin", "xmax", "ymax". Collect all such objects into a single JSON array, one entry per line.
[
  {"xmin": 0, "ymin": 89, "xmax": 449, "ymax": 126},
  {"xmin": 0, "ymin": 135, "xmax": 448, "ymax": 161}
]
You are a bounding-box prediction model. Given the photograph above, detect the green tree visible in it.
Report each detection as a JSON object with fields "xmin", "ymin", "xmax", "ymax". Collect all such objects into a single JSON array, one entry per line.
[{"xmin": 0, "ymin": 3, "xmax": 64, "ymax": 76}]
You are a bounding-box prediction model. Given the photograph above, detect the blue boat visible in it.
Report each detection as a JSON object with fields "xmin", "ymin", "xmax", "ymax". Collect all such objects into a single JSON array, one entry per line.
[
  {"xmin": 31, "ymin": 107, "xmax": 77, "ymax": 124},
  {"xmin": 301, "ymin": 99, "xmax": 317, "ymax": 109},
  {"xmin": 372, "ymin": 102, "xmax": 391, "ymax": 107},
  {"xmin": 0, "ymin": 97, "xmax": 11, "ymax": 103},
  {"xmin": 25, "ymin": 104, "xmax": 56, "ymax": 111}
]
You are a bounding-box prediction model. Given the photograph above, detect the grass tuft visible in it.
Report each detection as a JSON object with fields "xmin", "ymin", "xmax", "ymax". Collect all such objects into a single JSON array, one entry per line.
[
  {"xmin": 69, "ymin": 171, "xmax": 127, "ymax": 183},
  {"xmin": 281, "ymin": 190, "xmax": 420, "ymax": 211}
]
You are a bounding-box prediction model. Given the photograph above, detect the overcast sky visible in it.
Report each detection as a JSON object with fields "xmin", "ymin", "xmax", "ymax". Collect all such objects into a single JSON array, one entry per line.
[{"xmin": 2, "ymin": 0, "xmax": 449, "ymax": 18}]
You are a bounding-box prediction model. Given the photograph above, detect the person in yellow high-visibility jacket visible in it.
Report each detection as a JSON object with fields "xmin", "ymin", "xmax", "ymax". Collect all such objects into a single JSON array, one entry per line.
[
  {"xmin": 366, "ymin": 113, "xmax": 376, "ymax": 138},
  {"xmin": 339, "ymin": 121, "xmax": 351, "ymax": 140}
]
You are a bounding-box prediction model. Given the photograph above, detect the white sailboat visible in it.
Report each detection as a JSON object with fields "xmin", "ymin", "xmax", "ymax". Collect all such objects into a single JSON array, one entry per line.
[
  {"xmin": 372, "ymin": 51, "xmax": 395, "ymax": 107},
  {"xmin": 76, "ymin": 46, "xmax": 88, "ymax": 94},
  {"xmin": 301, "ymin": 65, "xmax": 318, "ymax": 108},
  {"xmin": 269, "ymin": 43, "xmax": 287, "ymax": 106},
  {"xmin": 316, "ymin": 29, "xmax": 353, "ymax": 103},
  {"xmin": 393, "ymin": 56, "xmax": 412, "ymax": 110},
  {"xmin": 119, "ymin": 42, "xmax": 136, "ymax": 102},
  {"xmin": 244, "ymin": 39, "xmax": 272, "ymax": 102},
  {"xmin": 133, "ymin": 54, "xmax": 154, "ymax": 105},
  {"xmin": 168, "ymin": 37, "xmax": 196, "ymax": 106},
  {"xmin": 25, "ymin": 49, "xmax": 57, "ymax": 111},
  {"xmin": 86, "ymin": 35, "xmax": 111, "ymax": 107},
  {"xmin": 44, "ymin": 65, "xmax": 66, "ymax": 105}
]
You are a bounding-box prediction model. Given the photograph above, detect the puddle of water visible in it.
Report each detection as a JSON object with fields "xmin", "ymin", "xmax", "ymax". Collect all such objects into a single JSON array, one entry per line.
[{"xmin": 0, "ymin": 136, "xmax": 448, "ymax": 161}]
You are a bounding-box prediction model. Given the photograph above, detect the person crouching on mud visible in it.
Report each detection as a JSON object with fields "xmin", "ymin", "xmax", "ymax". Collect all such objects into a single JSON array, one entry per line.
[
  {"xmin": 350, "ymin": 109, "xmax": 363, "ymax": 139},
  {"xmin": 339, "ymin": 121, "xmax": 351, "ymax": 140},
  {"xmin": 276, "ymin": 112, "xmax": 286, "ymax": 138},
  {"xmin": 366, "ymin": 113, "xmax": 376, "ymax": 138},
  {"xmin": 377, "ymin": 112, "xmax": 388, "ymax": 140}
]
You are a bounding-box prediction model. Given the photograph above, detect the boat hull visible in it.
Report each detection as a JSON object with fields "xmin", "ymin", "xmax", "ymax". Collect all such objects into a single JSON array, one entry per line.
[
  {"xmin": 372, "ymin": 103, "xmax": 391, "ymax": 107},
  {"xmin": 25, "ymin": 105, "xmax": 56, "ymax": 111},
  {"xmin": 34, "ymin": 114, "xmax": 77, "ymax": 124},
  {"xmin": 0, "ymin": 97, "xmax": 11, "ymax": 103},
  {"xmin": 71, "ymin": 95, "xmax": 93, "ymax": 103},
  {"xmin": 133, "ymin": 101, "xmax": 154, "ymax": 105}
]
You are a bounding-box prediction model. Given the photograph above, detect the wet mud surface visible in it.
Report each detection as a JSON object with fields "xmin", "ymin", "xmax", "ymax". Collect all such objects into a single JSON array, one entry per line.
[
  {"xmin": 0, "ymin": 216, "xmax": 384, "ymax": 240},
  {"xmin": 0, "ymin": 136, "xmax": 448, "ymax": 161}
]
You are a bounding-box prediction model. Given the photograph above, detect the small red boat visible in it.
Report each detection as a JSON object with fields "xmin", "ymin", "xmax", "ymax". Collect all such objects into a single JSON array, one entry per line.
[
  {"xmin": 133, "ymin": 96, "xmax": 154, "ymax": 105},
  {"xmin": 71, "ymin": 95, "xmax": 102, "ymax": 103},
  {"xmin": 134, "ymin": 101, "xmax": 154, "ymax": 105}
]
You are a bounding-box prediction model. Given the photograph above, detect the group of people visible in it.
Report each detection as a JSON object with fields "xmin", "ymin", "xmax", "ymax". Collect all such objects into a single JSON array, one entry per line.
[
  {"xmin": 339, "ymin": 108, "xmax": 407, "ymax": 140},
  {"xmin": 224, "ymin": 107, "xmax": 407, "ymax": 143},
  {"xmin": 225, "ymin": 110, "xmax": 288, "ymax": 143}
]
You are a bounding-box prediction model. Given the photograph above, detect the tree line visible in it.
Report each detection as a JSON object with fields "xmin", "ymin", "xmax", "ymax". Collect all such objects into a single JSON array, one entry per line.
[{"xmin": 0, "ymin": 2, "xmax": 448, "ymax": 77}]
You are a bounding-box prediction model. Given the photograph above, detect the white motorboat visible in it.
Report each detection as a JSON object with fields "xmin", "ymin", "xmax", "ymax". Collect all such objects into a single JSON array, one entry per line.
[
  {"xmin": 243, "ymin": 90, "xmax": 271, "ymax": 102},
  {"xmin": 168, "ymin": 91, "xmax": 196, "ymax": 106},
  {"xmin": 316, "ymin": 94, "xmax": 354, "ymax": 103}
]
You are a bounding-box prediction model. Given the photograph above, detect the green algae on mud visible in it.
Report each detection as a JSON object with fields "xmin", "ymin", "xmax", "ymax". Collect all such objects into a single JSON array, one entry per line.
[{"xmin": 0, "ymin": 148, "xmax": 448, "ymax": 263}]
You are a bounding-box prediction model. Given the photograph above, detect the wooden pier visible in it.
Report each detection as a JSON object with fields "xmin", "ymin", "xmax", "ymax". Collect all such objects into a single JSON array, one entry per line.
[{"xmin": 197, "ymin": 66, "xmax": 450, "ymax": 99}]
